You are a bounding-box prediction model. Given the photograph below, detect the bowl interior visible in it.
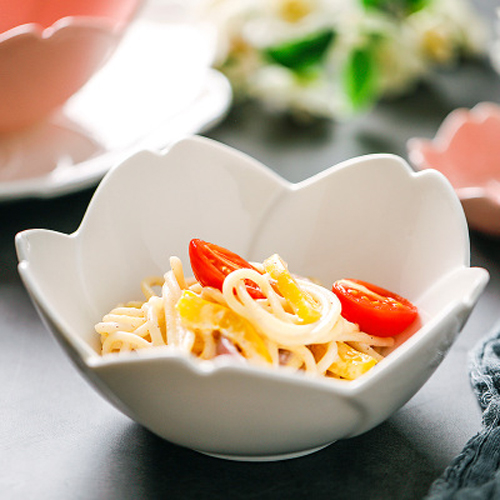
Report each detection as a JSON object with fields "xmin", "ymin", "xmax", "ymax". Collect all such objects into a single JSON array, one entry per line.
[
  {"xmin": 17, "ymin": 136, "xmax": 472, "ymax": 363},
  {"xmin": 0, "ymin": 0, "xmax": 141, "ymax": 34}
]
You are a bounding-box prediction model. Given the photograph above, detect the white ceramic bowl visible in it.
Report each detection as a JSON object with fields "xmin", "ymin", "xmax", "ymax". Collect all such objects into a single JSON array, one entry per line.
[{"xmin": 16, "ymin": 136, "xmax": 489, "ymax": 461}]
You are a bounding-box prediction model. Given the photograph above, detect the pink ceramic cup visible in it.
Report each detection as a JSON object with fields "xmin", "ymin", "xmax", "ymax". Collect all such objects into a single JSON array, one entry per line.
[
  {"xmin": 0, "ymin": 0, "xmax": 143, "ymax": 132},
  {"xmin": 407, "ymin": 102, "xmax": 500, "ymax": 236}
]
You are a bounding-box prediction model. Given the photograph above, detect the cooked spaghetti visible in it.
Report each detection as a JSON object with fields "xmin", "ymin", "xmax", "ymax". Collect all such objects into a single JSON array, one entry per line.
[{"xmin": 95, "ymin": 245, "xmax": 403, "ymax": 380}]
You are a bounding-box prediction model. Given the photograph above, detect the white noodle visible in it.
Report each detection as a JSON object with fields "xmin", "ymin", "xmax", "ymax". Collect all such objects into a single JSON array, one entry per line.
[
  {"xmin": 162, "ymin": 270, "xmax": 194, "ymax": 351},
  {"xmin": 143, "ymin": 296, "xmax": 166, "ymax": 346},
  {"xmin": 222, "ymin": 268, "xmax": 342, "ymax": 346},
  {"xmin": 347, "ymin": 342, "xmax": 385, "ymax": 362},
  {"xmin": 316, "ymin": 341, "xmax": 340, "ymax": 374},
  {"xmin": 102, "ymin": 331, "xmax": 152, "ymax": 352}
]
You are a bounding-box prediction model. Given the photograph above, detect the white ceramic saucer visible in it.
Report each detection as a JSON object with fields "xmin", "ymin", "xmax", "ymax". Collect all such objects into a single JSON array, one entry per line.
[{"xmin": 0, "ymin": 17, "xmax": 231, "ymax": 201}]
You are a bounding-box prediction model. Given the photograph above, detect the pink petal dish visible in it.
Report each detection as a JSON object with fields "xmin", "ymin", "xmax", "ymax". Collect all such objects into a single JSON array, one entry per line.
[
  {"xmin": 407, "ymin": 102, "xmax": 500, "ymax": 236},
  {"xmin": 0, "ymin": 0, "xmax": 143, "ymax": 132}
]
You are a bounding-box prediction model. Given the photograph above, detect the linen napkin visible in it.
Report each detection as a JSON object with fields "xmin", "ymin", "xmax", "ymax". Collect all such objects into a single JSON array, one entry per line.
[{"xmin": 425, "ymin": 322, "xmax": 500, "ymax": 499}]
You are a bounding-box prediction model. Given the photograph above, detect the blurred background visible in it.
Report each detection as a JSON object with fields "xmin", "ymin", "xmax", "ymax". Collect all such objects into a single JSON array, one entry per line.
[{"xmin": 2, "ymin": 1, "xmax": 500, "ymax": 499}]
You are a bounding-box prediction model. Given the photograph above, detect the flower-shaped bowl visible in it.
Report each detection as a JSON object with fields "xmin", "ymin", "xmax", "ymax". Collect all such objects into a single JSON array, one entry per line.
[
  {"xmin": 0, "ymin": 0, "xmax": 143, "ymax": 132},
  {"xmin": 15, "ymin": 136, "xmax": 488, "ymax": 461},
  {"xmin": 407, "ymin": 102, "xmax": 500, "ymax": 236}
]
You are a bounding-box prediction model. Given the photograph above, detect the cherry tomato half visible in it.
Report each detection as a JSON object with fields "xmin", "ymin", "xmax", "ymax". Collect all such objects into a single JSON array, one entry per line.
[
  {"xmin": 189, "ymin": 239, "xmax": 264, "ymax": 298},
  {"xmin": 332, "ymin": 279, "xmax": 418, "ymax": 337}
]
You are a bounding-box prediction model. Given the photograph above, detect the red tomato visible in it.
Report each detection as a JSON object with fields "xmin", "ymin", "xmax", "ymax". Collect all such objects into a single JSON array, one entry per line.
[
  {"xmin": 189, "ymin": 239, "xmax": 264, "ymax": 298},
  {"xmin": 332, "ymin": 279, "xmax": 418, "ymax": 337}
]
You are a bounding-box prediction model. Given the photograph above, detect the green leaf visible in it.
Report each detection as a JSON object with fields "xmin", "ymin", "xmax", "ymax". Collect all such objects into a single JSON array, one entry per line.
[
  {"xmin": 360, "ymin": 0, "xmax": 430, "ymax": 16},
  {"xmin": 343, "ymin": 45, "xmax": 378, "ymax": 110},
  {"xmin": 263, "ymin": 29, "xmax": 335, "ymax": 73}
]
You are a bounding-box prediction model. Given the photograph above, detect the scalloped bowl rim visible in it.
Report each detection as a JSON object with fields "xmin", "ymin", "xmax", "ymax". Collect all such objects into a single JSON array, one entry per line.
[
  {"xmin": 0, "ymin": 1, "xmax": 143, "ymax": 40},
  {"xmin": 17, "ymin": 142, "xmax": 473, "ymax": 387},
  {"xmin": 1, "ymin": 18, "xmax": 122, "ymax": 43},
  {"xmin": 407, "ymin": 102, "xmax": 500, "ymax": 171}
]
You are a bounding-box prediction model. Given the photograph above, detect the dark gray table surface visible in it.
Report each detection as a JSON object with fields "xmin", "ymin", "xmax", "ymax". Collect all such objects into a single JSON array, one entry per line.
[{"xmin": 2, "ymin": 2, "xmax": 500, "ymax": 499}]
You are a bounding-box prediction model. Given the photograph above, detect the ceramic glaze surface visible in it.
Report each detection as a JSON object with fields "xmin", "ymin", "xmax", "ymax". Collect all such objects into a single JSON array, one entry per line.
[{"xmin": 16, "ymin": 136, "xmax": 489, "ymax": 460}]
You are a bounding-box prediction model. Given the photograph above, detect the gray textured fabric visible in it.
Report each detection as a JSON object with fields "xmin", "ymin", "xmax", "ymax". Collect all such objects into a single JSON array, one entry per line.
[{"xmin": 426, "ymin": 323, "xmax": 500, "ymax": 499}]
